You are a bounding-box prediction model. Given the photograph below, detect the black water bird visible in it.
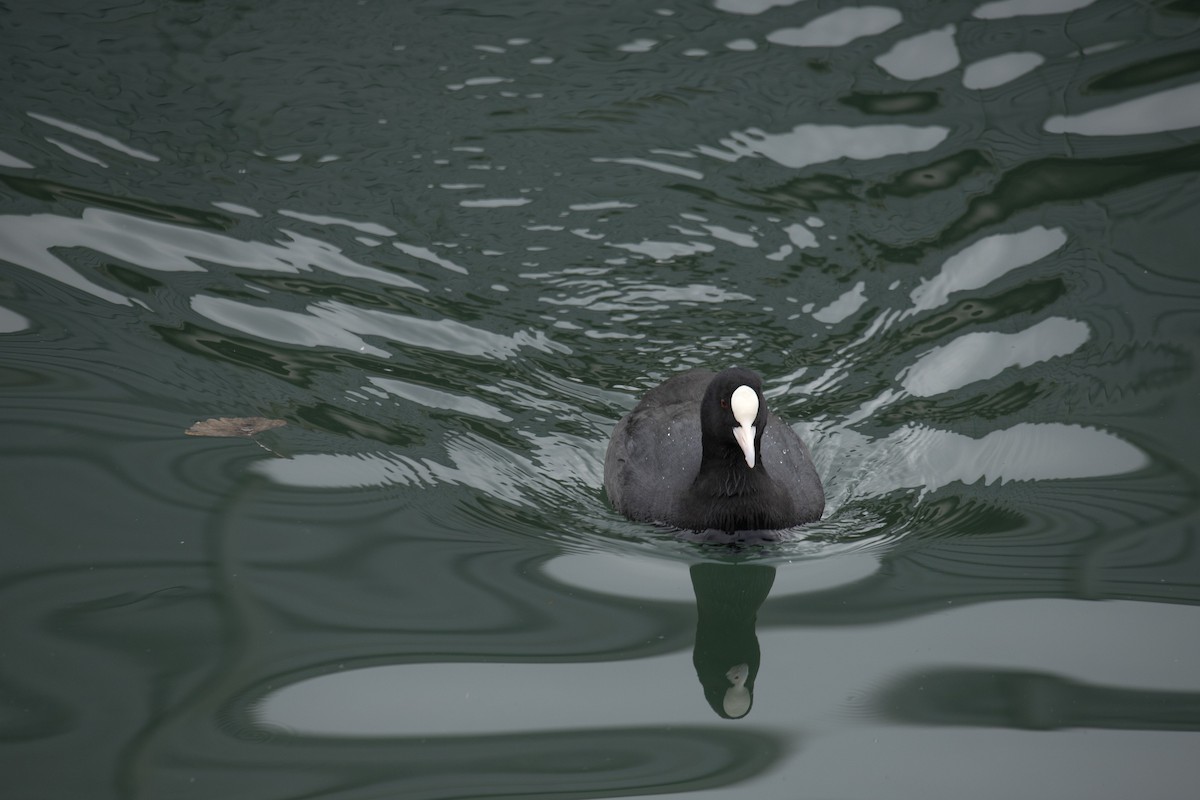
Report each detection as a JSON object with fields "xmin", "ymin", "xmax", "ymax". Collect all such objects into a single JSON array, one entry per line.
[{"xmin": 603, "ymin": 367, "xmax": 824, "ymax": 535}]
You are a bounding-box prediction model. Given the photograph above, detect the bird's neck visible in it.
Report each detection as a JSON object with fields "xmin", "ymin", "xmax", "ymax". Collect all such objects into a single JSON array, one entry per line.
[
  {"xmin": 683, "ymin": 450, "xmax": 793, "ymax": 532},
  {"xmin": 694, "ymin": 449, "xmax": 764, "ymax": 497}
]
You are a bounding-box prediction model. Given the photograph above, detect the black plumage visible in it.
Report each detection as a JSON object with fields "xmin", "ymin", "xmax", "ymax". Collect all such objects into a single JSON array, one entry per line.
[{"xmin": 604, "ymin": 367, "xmax": 824, "ymax": 534}]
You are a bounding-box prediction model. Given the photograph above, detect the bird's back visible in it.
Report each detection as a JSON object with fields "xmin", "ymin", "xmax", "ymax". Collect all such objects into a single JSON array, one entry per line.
[{"xmin": 603, "ymin": 371, "xmax": 712, "ymax": 523}]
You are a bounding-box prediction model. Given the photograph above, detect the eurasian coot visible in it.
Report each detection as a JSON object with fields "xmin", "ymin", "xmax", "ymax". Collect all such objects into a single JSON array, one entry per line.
[{"xmin": 603, "ymin": 367, "xmax": 824, "ymax": 534}]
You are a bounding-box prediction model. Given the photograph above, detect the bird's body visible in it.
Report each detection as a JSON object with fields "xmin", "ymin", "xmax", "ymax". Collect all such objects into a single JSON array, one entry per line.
[{"xmin": 603, "ymin": 368, "xmax": 824, "ymax": 534}]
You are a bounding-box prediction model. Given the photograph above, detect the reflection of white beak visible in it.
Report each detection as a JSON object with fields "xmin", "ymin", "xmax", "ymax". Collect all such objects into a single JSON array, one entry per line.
[
  {"xmin": 730, "ymin": 385, "xmax": 759, "ymax": 468},
  {"xmin": 726, "ymin": 663, "xmax": 749, "ymax": 687},
  {"xmin": 724, "ymin": 663, "xmax": 751, "ymax": 718},
  {"xmin": 733, "ymin": 423, "xmax": 756, "ymax": 468}
]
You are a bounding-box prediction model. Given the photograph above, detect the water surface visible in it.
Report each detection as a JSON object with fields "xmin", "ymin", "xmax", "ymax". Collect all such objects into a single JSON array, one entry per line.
[{"xmin": 2, "ymin": 1, "xmax": 1200, "ymax": 798}]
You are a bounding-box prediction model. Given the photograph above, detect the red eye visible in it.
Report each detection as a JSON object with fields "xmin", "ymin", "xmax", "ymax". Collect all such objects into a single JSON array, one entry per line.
[{"xmin": 719, "ymin": 398, "xmax": 729, "ymax": 409}]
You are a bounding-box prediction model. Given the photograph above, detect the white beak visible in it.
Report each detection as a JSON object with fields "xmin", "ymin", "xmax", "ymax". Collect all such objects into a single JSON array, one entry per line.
[
  {"xmin": 733, "ymin": 423, "xmax": 756, "ymax": 468},
  {"xmin": 730, "ymin": 384, "xmax": 759, "ymax": 468}
]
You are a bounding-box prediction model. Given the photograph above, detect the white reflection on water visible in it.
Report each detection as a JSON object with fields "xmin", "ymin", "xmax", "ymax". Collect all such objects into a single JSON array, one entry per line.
[
  {"xmin": 962, "ymin": 51, "xmax": 1045, "ymax": 90},
  {"xmin": 27, "ymin": 111, "xmax": 161, "ymax": 162},
  {"xmin": 0, "ymin": 305, "xmax": 31, "ymax": 333},
  {"xmin": 784, "ymin": 222, "xmax": 818, "ymax": 249},
  {"xmin": 592, "ymin": 156, "xmax": 705, "ymax": 180},
  {"xmin": 367, "ymin": 377, "xmax": 513, "ymax": 422},
  {"xmin": 192, "ymin": 297, "xmax": 567, "ymax": 358},
  {"xmin": 569, "ymin": 201, "xmax": 637, "ymax": 212},
  {"xmin": 901, "ymin": 317, "xmax": 1090, "ymax": 397},
  {"xmin": 446, "ymin": 75, "xmax": 513, "ymax": 91},
  {"xmin": 616, "ymin": 38, "xmax": 658, "ymax": 54},
  {"xmin": 543, "ymin": 551, "xmax": 880, "ymax": 602},
  {"xmin": 254, "ymin": 452, "xmax": 442, "ymax": 490},
  {"xmin": 278, "ymin": 209, "xmax": 397, "ymax": 237},
  {"xmin": 699, "ymin": 123, "xmax": 950, "ymax": 170},
  {"xmin": 607, "ymin": 240, "xmax": 716, "ymax": 261},
  {"xmin": 547, "ymin": 552, "xmax": 696, "ymax": 602},
  {"xmin": 819, "ymin": 421, "xmax": 1147, "ymax": 503},
  {"xmin": 1079, "ymin": 40, "xmax": 1124, "ymax": 56},
  {"xmin": 812, "ymin": 281, "xmax": 868, "ymax": 325},
  {"xmin": 211, "ymin": 201, "xmax": 262, "ymax": 218},
  {"xmin": 0, "ymin": 208, "xmax": 426, "ymax": 306},
  {"xmin": 253, "ymin": 443, "xmax": 532, "ymax": 504},
  {"xmin": 795, "ymin": 220, "xmax": 1145, "ymax": 508},
  {"xmin": 714, "ymin": 0, "xmax": 805, "ymax": 15},
  {"xmin": 251, "ymin": 427, "xmax": 603, "ymax": 506},
  {"xmin": 47, "ymin": 138, "xmax": 108, "ymax": 168},
  {"xmin": 724, "ymin": 38, "xmax": 757, "ymax": 51},
  {"xmin": 973, "ymin": 0, "xmax": 1096, "ymax": 19},
  {"xmin": 392, "ymin": 241, "xmax": 469, "ymax": 274},
  {"xmin": 807, "ymin": 225, "xmax": 1065, "ymax": 381},
  {"xmin": 0, "ymin": 149, "xmax": 34, "ymax": 169},
  {"xmin": 766, "ymin": 7, "xmax": 902, "ymax": 48},
  {"xmin": 258, "ymin": 654, "xmax": 705, "ymax": 737},
  {"xmin": 907, "ymin": 225, "xmax": 1067, "ymax": 315},
  {"xmin": 533, "ymin": 271, "xmax": 752, "ymax": 311},
  {"xmin": 459, "ymin": 197, "xmax": 533, "ymax": 208},
  {"xmin": 253, "ymin": 598, "xmax": 1199, "ymax": 738},
  {"xmin": 191, "ymin": 296, "xmax": 391, "ymax": 357},
  {"xmin": 874, "ymin": 25, "xmax": 960, "ymax": 81},
  {"xmin": 699, "ymin": 224, "xmax": 758, "ymax": 248},
  {"xmin": 1045, "ymin": 82, "xmax": 1200, "ymax": 136}
]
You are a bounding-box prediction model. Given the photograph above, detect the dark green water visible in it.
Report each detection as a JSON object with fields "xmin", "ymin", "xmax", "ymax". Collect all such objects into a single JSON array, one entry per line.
[{"xmin": 3, "ymin": 1, "xmax": 1200, "ymax": 797}]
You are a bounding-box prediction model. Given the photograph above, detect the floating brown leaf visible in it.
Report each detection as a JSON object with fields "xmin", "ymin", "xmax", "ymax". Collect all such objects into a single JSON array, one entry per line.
[{"xmin": 186, "ymin": 416, "xmax": 287, "ymax": 438}]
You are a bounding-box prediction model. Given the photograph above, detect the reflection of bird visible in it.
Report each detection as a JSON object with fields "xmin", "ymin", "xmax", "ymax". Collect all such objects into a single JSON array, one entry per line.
[
  {"xmin": 604, "ymin": 367, "xmax": 824, "ymax": 536},
  {"xmin": 724, "ymin": 663, "xmax": 752, "ymax": 719},
  {"xmin": 691, "ymin": 563, "xmax": 776, "ymax": 719}
]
